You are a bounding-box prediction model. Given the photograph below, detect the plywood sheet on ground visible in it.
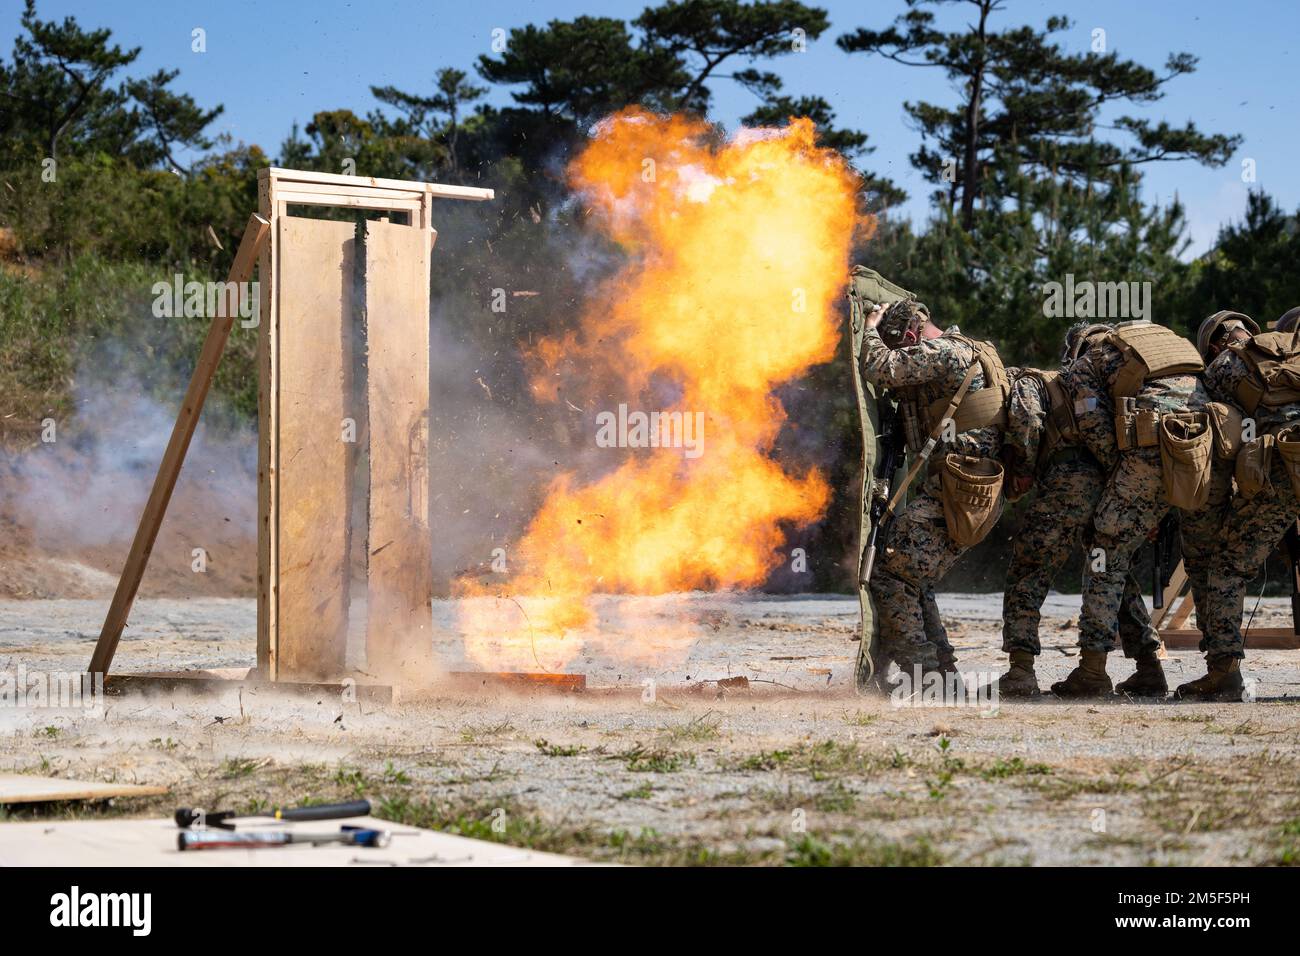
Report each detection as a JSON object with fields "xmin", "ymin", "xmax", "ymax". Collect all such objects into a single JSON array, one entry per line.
[
  {"xmin": 0, "ymin": 774, "xmax": 167, "ymax": 805},
  {"xmin": 275, "ymin": 216, "xmax": 357, "ymax": 679},
  {"xmin": 0, "ymin": 816, "xmax": 593, "ymax": 867},
  {"xmin": 364, "ymin": 219, "xmax": 432, "ymax": 677}
]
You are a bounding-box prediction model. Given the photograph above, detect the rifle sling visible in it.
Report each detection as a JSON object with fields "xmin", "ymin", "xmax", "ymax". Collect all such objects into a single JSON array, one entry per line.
[{"xmin": 882, "ymin": 361, "xmax": 981, "ymax": 518}]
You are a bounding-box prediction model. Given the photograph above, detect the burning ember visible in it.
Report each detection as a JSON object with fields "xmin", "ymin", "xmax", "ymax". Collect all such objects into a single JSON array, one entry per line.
[{"xmin": 457, "ymin": 108, "xmax": 864, "ymax": 672}]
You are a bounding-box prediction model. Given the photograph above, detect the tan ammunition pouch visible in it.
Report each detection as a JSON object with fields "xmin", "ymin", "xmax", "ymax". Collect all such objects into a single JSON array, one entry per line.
[
  {"xmin": 922, "ymin": 335, "xmax": 1010, "ymax": 435},
  {"xmin": 1230, "ymin": 331, "xmax": 1300, "ymax": 415},
  {"xmin": 938, "ymin": 454, "xmax": 1005, "ymax": 548},
  {"xmin": 1274, "ymin": 425, "xmax": 1300, "ymax": 501},
  {"xmin": 1114, "ymin": 402, "xmax": 1163, "ymax": 451},
  {"xmin": 1157, "ymin": 411, "xmax": 1213, "ymax": 510},
  {"xmin": 1204, "ymin": 401, "xmax": 1245, "ymax": 460},
  {"xmin": 1235, "ymin": 434, "xmax": 1274, "ymax": 500},
  {"xmin": 1107, "ymin": 322, "xmax": 1204, "ymax": 403}
]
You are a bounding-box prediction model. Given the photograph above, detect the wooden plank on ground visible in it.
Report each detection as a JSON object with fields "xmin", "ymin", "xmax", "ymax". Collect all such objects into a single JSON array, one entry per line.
[
  {"xmin": 0, "ymin": 774, "xmax": 167, "ymax": 805},
  {"xmin": 0, "ymin": 816, "xmax": 590, "ymax": 867},
  {"xmin": 88, "ymin": 215, "xmax": 269, "ymax": 677},
  {"xmin": 275, "ymin": 216, "xmax": 358, "ymax": 679},
  {"xmin": 363, "ymin": 219, "xmax": 432, "ymax": 680},
  {"xmin": 1160, "ymin": 627, "xmax": 1300, "ymax": 650},
  {"xmin": 103, "ymin": 670, "xmax": 392, "ymax": 703}
]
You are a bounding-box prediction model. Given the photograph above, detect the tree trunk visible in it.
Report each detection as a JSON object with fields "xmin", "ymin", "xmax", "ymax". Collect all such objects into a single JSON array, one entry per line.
[{"xmin": 960, "ymin": 1, "xmax": 991, "ymax": 231}]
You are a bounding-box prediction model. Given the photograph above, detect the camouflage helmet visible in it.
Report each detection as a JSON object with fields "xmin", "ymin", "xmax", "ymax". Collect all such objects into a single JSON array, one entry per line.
[
  {"xmin": 1195, "ymin": 310, "xmax": 1259, "ymax": 359},
  {"xmin": 1061, "ymin": 322, "xmax": 1113, "ymax": 368},
  {"xmin": 1275, "ymin": 307, "xmax": 1300, "ymax": 334},
  {"xmin": 877, "ymin": 298, "xmax": 931, "ymax": 348}
]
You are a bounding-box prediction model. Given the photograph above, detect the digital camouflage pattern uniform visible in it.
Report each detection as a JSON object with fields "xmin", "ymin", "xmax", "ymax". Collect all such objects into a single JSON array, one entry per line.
[
  {"xmin": 1001, "ymin": 373, "xmax": 1155, "ymax": 659},
  {"xmin": 1061, "ymin": 342, "xmax": 1209, "ymax": 655},
  {"xmin": 1183, "ymin": 347, "xmax": 1300, "ymax": 659},
  {"xmin": 860, "ymin": 325, "xmax": 1003, "ymax": 673}
]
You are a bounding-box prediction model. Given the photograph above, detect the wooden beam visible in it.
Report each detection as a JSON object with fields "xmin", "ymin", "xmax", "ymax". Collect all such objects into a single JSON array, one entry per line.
[
  {"xmin": 280, "ymin": 190, "xmax": 423, "ymax": 213},
  {"xmin": 1161, "ymin": 628, "xmax": 1300, "ymax": 650},
  {"xmin": 364, "ymin": 219, "xmax": 432, "ymax": 681},
  {"xmin": 88, "ymin": 214, "xmax": 270, "ymax": 677},
  {"xmin": 257, "ymin": 176, "xmax": 278, "ymax": 679},
  {"xmin": 262, "ymin": 166, "xmax": 494, "ymax": 202},
  {"xmin": 274, "ymin": 216, "xmax": 357, "ymax": 680},
  {"xmin": 1150, "ymin": 562, "xmax": 1188, "ymax": 630}
]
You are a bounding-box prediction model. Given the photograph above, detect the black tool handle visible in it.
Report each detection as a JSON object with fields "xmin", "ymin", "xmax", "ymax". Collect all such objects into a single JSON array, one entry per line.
[{"xmin": 277, "ymin": 800, "xmax": 371, "ymax": 821}]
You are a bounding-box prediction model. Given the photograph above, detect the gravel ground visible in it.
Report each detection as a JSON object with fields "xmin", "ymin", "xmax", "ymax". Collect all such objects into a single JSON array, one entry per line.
[{"xmin": 2, "ymin": 592, "xmax": 1299, "ymax": 866}]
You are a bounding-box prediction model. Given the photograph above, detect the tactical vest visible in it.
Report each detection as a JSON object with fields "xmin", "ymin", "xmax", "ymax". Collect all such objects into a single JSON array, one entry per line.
[
  {"xmin": 919, "ymin": 333, "xmax": 1010, "ymax": 435},
  {"xmin": 1105, "ymin": 321, "xmax": 1204, "ymax": 401},
  {"xmin": 1021, "ymin": 369, "xmax": 1080, "ymax": 469},
  {"xmin": 1228, "ymin": 330, "xmax": 1300, "ymax": 414}
]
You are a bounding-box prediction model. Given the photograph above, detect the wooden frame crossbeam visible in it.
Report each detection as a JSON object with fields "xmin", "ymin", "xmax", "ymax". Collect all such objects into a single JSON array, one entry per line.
[{"xmin": 1156, "ymin": 559, "xmax": 1300, "ymax": 650}]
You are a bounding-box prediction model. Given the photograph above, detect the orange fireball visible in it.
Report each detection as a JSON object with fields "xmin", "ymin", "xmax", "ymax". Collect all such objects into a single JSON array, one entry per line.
[{"xmin": 457, "ymin": 108, "xmax": 864, "ymax": 672}]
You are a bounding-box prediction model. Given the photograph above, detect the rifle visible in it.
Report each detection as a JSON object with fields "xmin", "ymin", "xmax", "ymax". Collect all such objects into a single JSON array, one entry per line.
[
  {"xmin": 859, "ymin": 399, "xmax": 906, "ymax": 584},
  {"xmin": 1285, "ymin": 520, "xmax": 1300, "ymax": 636},
  {"xmin": 1152, "ymin": 512, "xmax": 1179, "ymax": 610}
]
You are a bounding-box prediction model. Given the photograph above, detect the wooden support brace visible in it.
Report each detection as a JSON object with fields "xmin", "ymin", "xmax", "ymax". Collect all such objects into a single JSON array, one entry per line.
[{"xmin": 88, "ymin": 214, "xmax": 270, "ymax": 676}]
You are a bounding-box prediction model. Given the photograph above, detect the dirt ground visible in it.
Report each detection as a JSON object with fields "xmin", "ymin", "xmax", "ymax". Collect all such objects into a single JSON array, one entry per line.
[{"xmin": 2, "ymin": 590, "xmax": 1299, "ymax": 866}]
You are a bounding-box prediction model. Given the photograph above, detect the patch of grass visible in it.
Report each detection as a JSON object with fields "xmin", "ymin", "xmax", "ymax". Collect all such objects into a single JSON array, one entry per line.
[
  {"xmin": 220, "ymin": 756, "xmax": 268, "ymax": 780},
  {"xmin": 443, "ymin": 762, "xmax": 516, "ymax": 786},
  {"xmin": 617, "ymin": 783, "xmax": 656, "ymax": 801},
  {"xmin": 460, "ymin": 720, "xmax": 514, "ymax": 743},
  {"xmin": 1274, "ymin": 819, "xmax": 1300, "ymax": 866},
  {"xmin": 35, "ymin": 726, "xmax": 60, "ymax": 739},
  {"xmin": 926, "ymin": 736, "xmax": 965, "ymax": 800},
  {"xmin": 377, "ymin": 795, "xmax": 582, "ymax": 852},
  {"xmin": 380, "ymin": 762, "xmax": 410, "ymax": 786},
  {"xmin": 535, "ymin": 739, "xmax": 587, "ymax": 757},
  {"xmin": 979, "ymin": 757, "xmax": 1053, "ymax": 781},
  {"xmin": 737, "ymin": 749, "xmax": 793, "ymax": 771},
  {"xmin": 331, "ymin": 765, "xmax": 369, "ymax": 794},
  {"xmin": 658, "ymin": 711, "xmax": 722, "ymax": 744},
  {"xmin": 813, "ymin": 782, "xmax": 858, "ymax": 813},
  {"xmin": 785, "ymin": 833, "xmax": 945, "ymax": 867},
  {"xmin": 619, "ymin": 744, "xmax": 691, "ymax": 773}
]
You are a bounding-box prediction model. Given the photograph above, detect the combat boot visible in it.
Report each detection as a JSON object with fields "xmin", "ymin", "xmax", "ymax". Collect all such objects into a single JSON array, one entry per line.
[
  {"xmin": 994, "ymin": 650, "xmax": 1041, "ymax": 698},
  {"xmin": 1115, "ymin": 651, "xmax": 1168, "ymax": 697},
  {"xmin": 1050, "ymin": 649, "xmax": 1112, "ymax": 698},
  {"xmin": 1175, "ymin": 655, "xmax": 1244, "ymax": 702}
]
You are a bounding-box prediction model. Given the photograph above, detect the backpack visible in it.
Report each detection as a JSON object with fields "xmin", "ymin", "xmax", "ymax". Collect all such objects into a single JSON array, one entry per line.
[
  {"xmin": 1229, "ymin": 330, "xmax": 1300, "ymax": 414},
  {"xmin": 922, "ymin": 334, "xmax": 1010, "ymax": 433}
]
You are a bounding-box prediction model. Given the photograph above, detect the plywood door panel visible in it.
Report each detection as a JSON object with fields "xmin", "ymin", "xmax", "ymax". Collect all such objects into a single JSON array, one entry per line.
[
  {"xmin": 364, "ymin": 218, "xmax": 432, "ymax": 679},
  {"xmin": 275, "ymin": 216, "xmax": 357, "ymax": 679}
]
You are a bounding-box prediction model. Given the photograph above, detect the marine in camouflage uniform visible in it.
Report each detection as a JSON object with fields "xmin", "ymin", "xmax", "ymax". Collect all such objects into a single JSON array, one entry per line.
[
  {"xmin": 1176, "ymin": 311, "xmax": 1300, "ymax": 700},
  {"xmin": 859, "ymin": 301, "xmax": 1005, "ymax": 682},
  {"xmin": 998, "ymin": 340, "xmax": 1160, "ymax": 697},
  {"xmin": 1052, "ymin": 326, "xmax": 1209, "ymax": 697}
]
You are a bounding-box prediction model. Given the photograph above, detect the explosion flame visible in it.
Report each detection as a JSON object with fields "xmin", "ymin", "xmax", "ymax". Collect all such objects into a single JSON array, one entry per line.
[{"xmin": 457, "ymin": 108, "xmax": 864, "ymax": 671}]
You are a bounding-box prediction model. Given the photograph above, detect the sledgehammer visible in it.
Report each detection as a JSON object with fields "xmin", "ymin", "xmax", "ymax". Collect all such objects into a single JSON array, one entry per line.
[{"xmin": 174, "ymin": 799, "xmax": 371, "ymax": 830}]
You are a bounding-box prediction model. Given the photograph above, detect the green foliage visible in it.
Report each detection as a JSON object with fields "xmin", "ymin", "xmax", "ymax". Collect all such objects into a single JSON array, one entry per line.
[
  {"xmin": 0, "ymin": 0, "xmax": 221, "ymax": 169},
  {"xmin": 1180, "ymin": 191, "xmax": 1300, "ymax": 327},
  {"xmin": 838, "ymin": 0, "xmax": 1239, "ymax": 228}
]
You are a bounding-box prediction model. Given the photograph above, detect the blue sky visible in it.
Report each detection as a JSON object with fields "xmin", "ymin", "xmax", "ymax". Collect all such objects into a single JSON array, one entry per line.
[{"xmin": 6, "ymin": 0, "xmax": 1298, "ymax": 255}]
